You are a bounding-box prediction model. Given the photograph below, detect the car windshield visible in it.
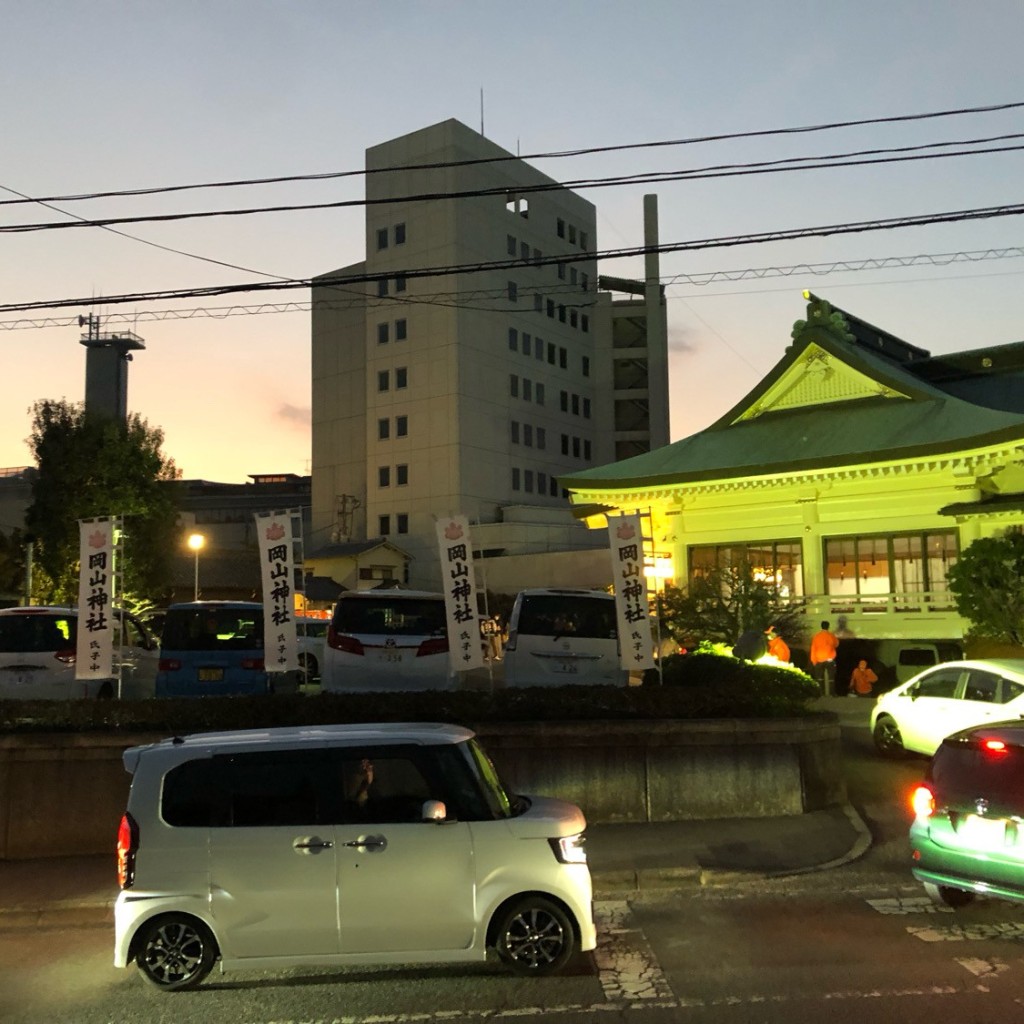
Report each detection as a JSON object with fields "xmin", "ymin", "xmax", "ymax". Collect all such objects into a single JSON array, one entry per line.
[
  {"xmin": 462, "ymin": 738, "xmax": 518, "ymax": 818},
  {"xmin": 0, "ymin": 613, "xmax": 76, "ymax": 652},
  {"xmin": 516, "ymin": 595, "xmax": 617, "ymax": 639},
  {"xmin": 333, "ymin": 598, "xmax": 446, "ymax": 637},
  {"xmin": 931, "ymin": 741, "xmax": 1024, "ymax": 812},
  {"xmin": 161, "ymin": 608, "xmax": 263, "ymax": 651}
]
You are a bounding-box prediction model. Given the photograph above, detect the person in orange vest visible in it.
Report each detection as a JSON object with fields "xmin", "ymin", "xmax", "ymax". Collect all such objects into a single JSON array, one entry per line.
[
  {"xmin": 849, "ymin": 658, "xmax": 878, "ymax": 697},
  {"xmin": 809, "ymin": 620, "xmax": 840, "ymax": 695},
  {"xmin": 765, "ymin": 626, "xmax": 790, "ymax": 663}
]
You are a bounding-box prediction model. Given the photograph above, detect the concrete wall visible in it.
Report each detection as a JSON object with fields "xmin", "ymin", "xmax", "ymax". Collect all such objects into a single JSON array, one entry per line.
[{"xmin": 0, "ymin": 715, "xmax": 843, "ymax": 860}]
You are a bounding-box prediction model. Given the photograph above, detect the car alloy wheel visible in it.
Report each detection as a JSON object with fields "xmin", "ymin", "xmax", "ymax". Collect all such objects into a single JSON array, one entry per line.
[
  {"xmin": 495, "ymin": 896, "xmax": 575, "ymax": 975},
  {"xmin": 136, "ymin": 914, "xmax": 216, "ymax": 991},
  {"xmin": 872, "ymin": 715, "xmax": 906, "ymax": 758}
]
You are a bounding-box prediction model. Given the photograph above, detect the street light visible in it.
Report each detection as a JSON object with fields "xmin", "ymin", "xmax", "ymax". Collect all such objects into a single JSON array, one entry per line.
[{"xmin": 187, "ymin": 533, "xmax": 205, "ymax": 601}]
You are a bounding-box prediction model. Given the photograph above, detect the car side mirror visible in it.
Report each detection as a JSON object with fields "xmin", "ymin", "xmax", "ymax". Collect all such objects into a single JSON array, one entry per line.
[{"xmin": 421, "ymin": 799, "xmax": 447, "ymax": 822}]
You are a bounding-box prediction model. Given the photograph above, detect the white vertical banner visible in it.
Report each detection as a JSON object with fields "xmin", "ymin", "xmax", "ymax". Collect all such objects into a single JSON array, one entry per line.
[
  {"xmin": 76, "ymin": 518, "xmax": 115, "ymax": 681},
  {"xmin": 255, "ymin": 509, "xmax": 299, "ymax": 673},
  {"xmin": 436, "ymin": 515, "xmax": 485, "ymax": 672},
  {"xmin": 608, "ymin": 513, "xmax": 656, "ymax": 672}
]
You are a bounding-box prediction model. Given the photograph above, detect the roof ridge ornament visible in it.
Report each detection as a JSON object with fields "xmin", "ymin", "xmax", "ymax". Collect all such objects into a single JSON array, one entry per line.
[{"xmin": 792, "ymin": 290, "xmax": 854, "ymax": 345}]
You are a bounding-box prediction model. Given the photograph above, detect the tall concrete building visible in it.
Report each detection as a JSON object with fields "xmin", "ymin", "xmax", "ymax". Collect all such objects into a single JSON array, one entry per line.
[{"xmin": 310, "ymin": 119, "xmax": 669, "ymax": 592}]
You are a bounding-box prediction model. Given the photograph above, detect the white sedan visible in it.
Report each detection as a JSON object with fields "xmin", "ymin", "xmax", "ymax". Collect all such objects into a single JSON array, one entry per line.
[{"xmin": 870, "ymin": 658, "xmax": 1024, "ymax": 757}]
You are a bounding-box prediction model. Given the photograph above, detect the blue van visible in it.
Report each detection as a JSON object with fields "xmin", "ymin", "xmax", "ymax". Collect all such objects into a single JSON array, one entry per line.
[{"xmin": 155, "ymin": 601, "xmax": 268, "ymax": 698}]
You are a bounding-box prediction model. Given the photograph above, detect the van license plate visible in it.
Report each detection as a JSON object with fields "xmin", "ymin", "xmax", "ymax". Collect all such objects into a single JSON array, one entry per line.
[
  {"xmin": 198, "ymin": 668, "xmax": 224, "ymax": 682},
  {"xmin": 377, "ymin": 651, "xmax": 404, "ymax": 664},
  {"xmin": 960, "ymin": 815, "xmax": 1006, "ymax": 846},
  {"xmin": 553, "ymin": 661, "xmax": 579, "ymax": 674}
]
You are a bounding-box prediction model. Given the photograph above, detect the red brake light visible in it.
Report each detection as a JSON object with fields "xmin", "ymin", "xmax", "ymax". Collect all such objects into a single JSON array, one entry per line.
[
  {"xmin": 417, "ymin": 636, "xmax": 449, "ymax": 657},
  {"xmin": 912, "ymin": 785, "xmax": 935, "ymax": 819},
  {"xmin": 54, "ymin": 647, "xmax": 76, "ymax": 665},
  {"xmin": 983, "ymin": 739, "xmax": 1009, "ymax": 754},
  {"xmin": 158, "ymin": 658, "xmax": 181, "ymax": 672},
  {"xmin": 328, "ymin": 627, "xmax": 364, "ymax": 656},
  {"xmin": 241, "ymin": 657, "xmax": 264, "ymax": 670},
  {"xmin": 117, "ymin": 812, "xmax": 138, "ymax": 889}
]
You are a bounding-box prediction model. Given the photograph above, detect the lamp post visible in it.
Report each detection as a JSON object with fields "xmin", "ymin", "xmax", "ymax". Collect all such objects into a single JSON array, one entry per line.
[{"xmin": 187, "ymin": 533, "xmax": 205, "ymax": 600}]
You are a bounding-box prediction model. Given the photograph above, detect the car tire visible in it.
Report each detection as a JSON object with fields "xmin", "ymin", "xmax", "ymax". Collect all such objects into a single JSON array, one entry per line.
[
  {"xmin": 135, "ymin": 914, "xmax": 217, "ymax": 991},
  {"xmin": 97, "ymin": 680, "xmax": 114, "ymax": 699},
  {"xmin": 923, "ymin": 881, "xmax": 976, "ymax": 909},
  {"xmin": 494, "ymin": 896, "xmax": 576, "ymax": 976},
  {"xmin": 299, "ymin": 653, "xmax": 320, "ymax": 680},
  {"xmin": 872, "ymin": 715, "xmax": 906, "ymax": 758}
]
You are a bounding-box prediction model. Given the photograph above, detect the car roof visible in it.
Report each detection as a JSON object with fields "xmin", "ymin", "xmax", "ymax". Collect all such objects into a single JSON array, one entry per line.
[
  {"xmin": 0, "ymin": 606, "xmax": 77, "ymax": 616},
  {"xmin": 336, "ymin": 590, "xmax": 443, "ymax": 600},
  {"xmin": 124, "ymin": 721, "xmax": 475, "ymax": 770},
  {"xmin": 166, "ymin": 601, "xmax": 263, "ymax": 610},
  {"xmin": 914, "ymin": 658, "xmax": 1024, "ymax": 676},
  {"xmin": 515, "ymin": 588, "xmax": 613, "ymax": 599},
  {"xmin": 941, "ymin": 719, "xmax": 1024, "ymax": 747}
]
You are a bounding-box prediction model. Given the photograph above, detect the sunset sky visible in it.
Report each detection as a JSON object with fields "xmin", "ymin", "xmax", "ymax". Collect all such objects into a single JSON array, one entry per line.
[{"xmin": 2, "ymin": 1, "xmax": 1023, "ymax": 486}]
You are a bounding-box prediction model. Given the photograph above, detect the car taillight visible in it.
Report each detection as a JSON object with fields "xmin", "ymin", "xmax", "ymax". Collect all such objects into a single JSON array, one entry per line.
[
  {"xmin": 117, "ymin": 812, "xmax": 138, "ymax": 890},
  {"xmin": 158, "ymin": 658, "xmax": 181, "ymax": 672},
  {"xmin": 983, "ymin": 739, "xmax": 1009, "ymax": 755},
  {"xmin": 328, "ymin": 627, "xmax": 364, "ymax": 656},
  {"xmin": 241, "ymin": 657, "xmax": 264, "ymax": 670},
  {"xmin": 417, "ymin": 637, "xmax": 449, "ymax": 657},
  {"xmin": 912, "ymin": 784, "xmax": 935, "ymax": 819},
  {"xmin": 54, "ymin": 647, "xmax": 76, "ymax": 665}
]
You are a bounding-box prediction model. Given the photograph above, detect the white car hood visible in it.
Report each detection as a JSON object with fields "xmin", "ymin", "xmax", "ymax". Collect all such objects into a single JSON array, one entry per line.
[{"xmin": 505, "ymin": 794, "xmax": 587, "ymax": 838}]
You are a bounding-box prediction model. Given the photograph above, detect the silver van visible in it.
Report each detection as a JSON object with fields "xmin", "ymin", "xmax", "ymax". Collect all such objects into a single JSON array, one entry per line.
[
  {"xmin": 502, "ymin": 588, "xmax": 628, "ymax": 687},
  {"xmin": 113, "ymin": 722, "xmax": 595, "ymax": 990}
]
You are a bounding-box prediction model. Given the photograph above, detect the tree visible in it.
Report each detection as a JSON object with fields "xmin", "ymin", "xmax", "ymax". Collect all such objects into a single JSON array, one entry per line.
[
  {"xmin": 658, "ymin": 560, "xmax": 807, "ymax": 652},
  {"xmin": 947, "ymin": 531, "xmax": 1024, "ymax": 646},
  {"xmin": 25, "ymin": 400, "xmax": 182, "ymax": 605}
]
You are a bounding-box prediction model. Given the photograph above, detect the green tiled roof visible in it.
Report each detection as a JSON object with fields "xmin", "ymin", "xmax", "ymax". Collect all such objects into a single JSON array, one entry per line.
[{"xmin": 564, "ymin": 308, "xmax": 1024, "ymax": 492}]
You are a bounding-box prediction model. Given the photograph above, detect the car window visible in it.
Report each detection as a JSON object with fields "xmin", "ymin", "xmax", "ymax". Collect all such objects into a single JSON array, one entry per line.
[
  {"xmin": 930, "ymin": 742, "xmax": 1024, "ymax": 813},
  {"xmin": 339, "ymin": 753, "xmax": 433, "ymax": 824},
  {"xmin": 334, "ymin": 599, "xmax": 446, "ymax": 636},
  {"xmin": 162, "ymin": 607, "xmax": 264, "ymax": 651},
  {"xmin": 963, "ymin": 670, "xmax": 999, "ymax": 703},
  {"xmin": 0, "ymin": 613, "xmax": 76, "ymax": 652},
  {"xmin": 911, "ymin": 667, "xmax": 962, "ymax": 699},
  {"xmin": 516, "ymin": 595, "xmax": 617, "ymax": 639},
  {"xmin": 1000, "ymin": 678, "xmax": 1024, "ymax": 704}
]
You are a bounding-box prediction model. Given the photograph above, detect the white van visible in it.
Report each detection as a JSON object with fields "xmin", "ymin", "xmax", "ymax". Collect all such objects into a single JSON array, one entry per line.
[
  {"xmin": 321, "ymin": 590, "xmax": 455, "ymax": 692},
  {"xmin": 113, "ymin": 722, "xmax": 595, "ymax": 989},
  {"xmin": 503, "ymin": 588, "xmax": 628, "ymax": 687}
]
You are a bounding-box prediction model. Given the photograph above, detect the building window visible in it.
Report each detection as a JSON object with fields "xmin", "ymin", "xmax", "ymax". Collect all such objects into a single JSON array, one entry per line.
[
  {"xmin": 377, "ymin": 370, "xmax": 390, "ymax": 392},
  {"xmin": 396, "ymin": 513, "xmax": 409, "ymax": 534},
  {"xmin": 548, "ymin": 343, "xmax": 556, "ymax": 364},
  {"xmin": 561, "ymin": 434, "xmax": 569, "ymax": 455},
  {"xmin": 395, "ymin": 318, "xmax": 407, "ymax": 341},
  {"xmin": 583, "ymin": 397, "xmax": 591, "ymax": 418},
  {"xmin": 581, "ymin": 272, "xmax": 589, "ymax": 291},
  {"xmin": 538, "ymin": 471, "xmax": 547, "ymax": 493},
  {"xmin": 546, "ymin": 299, "xmax": 555, "ymax": 318},
  {"xmin": 379, "ymin": 515, "xmax": 391, "ymax": 536},
  {"xmin": 535, "ymin": 336, "xmax": 543, "ymax": 359},
  {"xmin": 521, "ymin": 241, "xmax": 530, "ymax": 262},
  {"xmin": 508, "ymin": 281, "xmax": 518, "ymax": 302},
  {"xmin": 510, "ymin": 374, "xmax": 519, "ymax": 398},
  {"xmin": 570, "ymin": 267, "xmax": 578, "ymax": 285},
  {"xmin": 582, "ymin": 355, "xmax": 590, "ymax": 376},
  {"xmin": 557, "ymin": 263, "xmax": 566, "ymax": 280},
  {"xmin": 535, "ymin": 382, "xmax": 545, "ymax": 405},
  {"xmin": 522, "ymin": 331, "xmax": 531, "ymax": 354},
  {"xmin": 394, "ymin": 222, "xmax": 406, "ymax": 245},
  {"xmin": 396, "ymin": 415, "xmax": 408, "ymax": 437},
  {"xmin": 558, "ymin": 305, "xmax": 566, "ymax": 323},
  {"xmin": 378, "ymin": 466, "xmax": 390, "ymax": 487},
  {"xmin": 559, "ymin": 347, "xmax": 568, "ymax": 368},
  {"xmin": 507, "ymin": 234, "xmax": 517, "ymax": 256},
  {"xmin": 557, "ymin": 218, "xmax": 566, "ymax": 238},
  {"xmin": 523, "ymin": 378, "xmax": 533, "ymax": 401},
  {"xmin": 581, "ymin": 314, "xmax": 589, "ymax": 332},
  {"xmin": 378, "ymin": 418, "xmax": 390, "ymax": 440},
  {"xmin": 508, "ymin": 327, "xmax": 518, "ymax": 352},
  {"xmin": 377, "ymin": 279, "xmax": 388, "ymax": 297},
  {"xmin": 570, "ymin": 309, "xmax": 578, "ymax": 328},
  {"xmin": 584, "ymin": 439, "xmax": 591, "ymax": 460},
  {"xmin": 395, "ymin": 367, "xmax": 408, "ymax": 389},
  {"xmin": 524, "ymin": 470, "xmax": 534, "ymax": 493},
  {"xmin": 512, "ymin": 468, "xmax": 521, "ymax": 490},
  {"xmin": 571, "ymin": 394, "xmax": 580, "ymax": 416},
  {"xmin": 537, "ymin": 427, "xmax": 546, "ymax": 449},
  {"xmin": 560, "ymin": 390, "xmax": 569, "ymax": 412},
  {"xmin": 568, "ymin": 224, "xmax": 577, "ymax": 244},
  {"xmin": 572, "ymin": 436, "xmax": 581, "ymax": 458},
  {"xmin": 376, "ymin": 227, "xmax": 388, "ymax": 251},
  {"xmin": 550, "ymin": 477, "xmax": 558, "ymax": 497},
  {"xmin": 394, "ymin": 275, "xmax": 407, "ymax": 292},
  {"xmin": 396, "ymin": 463, "xmax": 408, "ymax": 485},
  {"xmin": 690, "ymin": 541, "xmax": 805, "ymax": 600},
  {"xmin": 523, "ymin": 423, "xmax": 533, "ymax": 447},
  {"xmin": 824, "ymin": 532, "xmax": 958, "ymax": 601},
  {"xmin": 511, "ymin": 421, "xmax": 520, "ymax": 444},
  {"xmin": 377, "ymin": 322, "xmax": 389, "ymax": 345}
]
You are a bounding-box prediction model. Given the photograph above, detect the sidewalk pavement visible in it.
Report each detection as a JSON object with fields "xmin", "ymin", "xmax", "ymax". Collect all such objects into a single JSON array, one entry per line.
[{"xmin": 0, "ymin": 697, "xmax": 875, "ymax": 929}]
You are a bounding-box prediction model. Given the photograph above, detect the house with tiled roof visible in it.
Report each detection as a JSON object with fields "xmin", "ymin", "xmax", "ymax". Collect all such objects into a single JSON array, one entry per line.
[{"xmin": 562, "ymin": 292, "xmax": 1024, "ymax": 664}]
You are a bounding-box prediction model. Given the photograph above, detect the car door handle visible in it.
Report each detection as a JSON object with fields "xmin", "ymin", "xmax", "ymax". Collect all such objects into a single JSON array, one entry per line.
[
  {"xmin": 341, "ymin": 834, "xmax": 387, "ymax": 850},
  {"xmin": 293, "ymin": 836, "xmax": 334, "ymax": 853}
]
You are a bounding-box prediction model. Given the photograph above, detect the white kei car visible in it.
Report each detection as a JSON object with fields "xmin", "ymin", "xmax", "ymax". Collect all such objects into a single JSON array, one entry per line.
[{"xmin": 870, "ymin": 658, "xmax": 1024, "ymax": 757}]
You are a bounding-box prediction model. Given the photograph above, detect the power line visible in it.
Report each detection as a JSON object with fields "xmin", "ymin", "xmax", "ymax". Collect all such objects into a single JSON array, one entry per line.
[
  {"xmin": 5, "ymin": 138, "xmax": 1024, "ymax": 236},
  {"xmin": 2, "ymin": 99, "xmax": 1022, "ymax": 208},
  {"xmin": 3, "ymin": 202, "xmax": 1023, "ymax": 315}
]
